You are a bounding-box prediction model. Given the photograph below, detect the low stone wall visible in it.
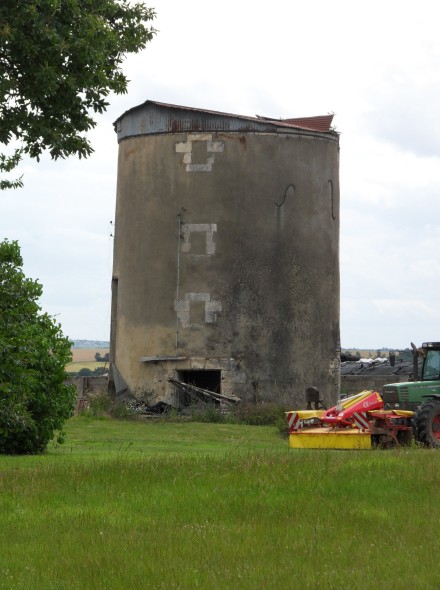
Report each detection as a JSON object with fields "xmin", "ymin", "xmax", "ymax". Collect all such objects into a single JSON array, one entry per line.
[
  {"xmin": 67, "ymin": 376, "xmax": 108, "ymax": 412},
  {"xmin": 341, "ymin": 375, "xmax": 407, "ymax": 397},
  {"xmin": 67, "ymin": 374, "xmax": 408, "ymax": 414}
]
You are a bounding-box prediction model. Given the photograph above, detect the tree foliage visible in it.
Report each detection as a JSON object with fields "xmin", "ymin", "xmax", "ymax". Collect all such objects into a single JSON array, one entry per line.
[
  {"xmin": 0, "ymin": 0, "xmax": 156, "ymax": 188},
  {"xmin": 0, "ymin": 240, "xmax": 76, "ymax": 453},
  {"xmin": 95, "ymin": 351, "xmax": 110, "ymax": 362}
]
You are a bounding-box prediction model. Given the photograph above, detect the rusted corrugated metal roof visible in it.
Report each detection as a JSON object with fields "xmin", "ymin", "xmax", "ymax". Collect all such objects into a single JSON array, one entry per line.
[
  {"xmin": 259, "ymin": 114, "xmax": 334, "ymax": 132},
  {"xmin": 114, "ymin": 100, "xmax": 338, "ymax": 142},
  {"xmin": 283, "ymin": 115, "xmax": 334, "ymax": 132}
]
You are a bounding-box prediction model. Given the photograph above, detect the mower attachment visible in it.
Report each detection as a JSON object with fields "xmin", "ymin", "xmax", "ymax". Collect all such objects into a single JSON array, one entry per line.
[{"xmin": 286, "ymin": 390, "xmax": 414, "ymax": 449}]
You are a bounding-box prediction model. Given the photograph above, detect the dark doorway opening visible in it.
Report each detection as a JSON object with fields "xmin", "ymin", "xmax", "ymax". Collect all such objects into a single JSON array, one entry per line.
[
  {"xmin": 178, "ymin": 370, "xmax": 221, "ymax": 392},
  {"xmin": 176, "ymin": 369, "xmax": 221, "ymax": 407}
]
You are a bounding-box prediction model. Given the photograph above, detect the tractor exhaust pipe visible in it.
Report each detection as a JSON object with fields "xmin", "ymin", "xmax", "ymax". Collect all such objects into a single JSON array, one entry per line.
[{"xmin": 411, "ymin": 342, "xmax": 419, "ymax": 381}]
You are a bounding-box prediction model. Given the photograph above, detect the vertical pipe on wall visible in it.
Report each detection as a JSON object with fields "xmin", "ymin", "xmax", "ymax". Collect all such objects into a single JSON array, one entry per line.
[
  {"xmin": 329, "ymin": 179, "xmax": 336, "ymax": 220},
  {"xmin": 175, "ymin": 213, "xmax": 182, "ymax": 353}
]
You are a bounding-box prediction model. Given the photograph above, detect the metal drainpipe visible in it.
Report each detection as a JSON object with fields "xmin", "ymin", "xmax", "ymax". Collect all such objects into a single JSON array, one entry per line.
[{"xmin": 175, "ymin": 214, "xmax": 182, "ymax": 353}]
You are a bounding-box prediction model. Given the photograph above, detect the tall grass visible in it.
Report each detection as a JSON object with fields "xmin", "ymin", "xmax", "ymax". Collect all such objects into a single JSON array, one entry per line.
[{"xmin": 0, "ymin": 418, "xmax": 439, "ymax": 589}]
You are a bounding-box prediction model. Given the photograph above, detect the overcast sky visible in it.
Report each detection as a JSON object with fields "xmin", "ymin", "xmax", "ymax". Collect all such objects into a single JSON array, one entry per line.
[{"xmin": 3, "ymin": 0, "xmax": 440, "ymax": 349}]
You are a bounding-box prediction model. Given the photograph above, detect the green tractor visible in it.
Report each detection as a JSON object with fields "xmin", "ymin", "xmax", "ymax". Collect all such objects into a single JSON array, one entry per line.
[{"xmin": 382, "ymin": 342, "xmax": 440, "ymax": 447}]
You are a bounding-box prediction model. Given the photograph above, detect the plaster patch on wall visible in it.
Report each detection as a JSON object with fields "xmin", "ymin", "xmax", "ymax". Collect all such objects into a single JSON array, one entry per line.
[
  {"xmin": 328, "ymin": 357, "xmax": 340, "ymax": 377},
  {"xmin": 175, "ymin": 134, "xmax": 224, "ymax": 172},
  {"xmin": 187, "ymin": 133, "xmax": 212, "ymax": 142},
  {"xmin": 175, "ymin": 142, "xmax": 192, "ymax": 153},
  {"xmin": 181, "ymin": 223, "xmax": 217, "ymax": 255},
  {"xmin": 176, "ymin": 293, "xmax": 222, "ymax": 327},
  {"xmin": 187, "ymin": 156, "xmax": 215, "ymax": 172}
]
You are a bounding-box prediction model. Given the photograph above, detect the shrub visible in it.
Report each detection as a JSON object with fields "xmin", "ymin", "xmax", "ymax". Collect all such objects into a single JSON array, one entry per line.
[
  {"xmin": 180, "ymin": 402, "xmax": 289, "ymax": 428},
  {"xmin": 0, "ymin": 240, "xmax": 76, "ymax": 454},
  {"xmin": 188, "ymin": 405, "xmax": 228, "ymax": 424},
  {"xmin": 86, "ymin": 392, "xmax": 131, "ymax": 420},
  {"xmin": 233, "ymin": 403, "xmax": 288, "ymax": 426},
  {"xmin": 88, "ymin": 392, "xmax": 113, "ymax": 417}
]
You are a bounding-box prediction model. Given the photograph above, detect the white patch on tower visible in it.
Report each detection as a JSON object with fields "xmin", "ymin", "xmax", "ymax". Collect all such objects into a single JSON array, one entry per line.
[
  {"xmin": 181, "ymin": 223, "xmax": 217, "ymax": 256},
  {"xmin": 175, "ymin": 134, "xmax": 224, "ymax": 172},
  {"xmin": 175, "ymin": 293, "xmax": 222, "ymax": 327}
]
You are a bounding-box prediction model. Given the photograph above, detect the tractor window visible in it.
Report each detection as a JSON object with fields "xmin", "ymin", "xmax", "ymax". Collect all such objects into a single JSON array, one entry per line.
[{"xmin": 422, "ymin": 350, "xmax": 440, "ymax": 380}]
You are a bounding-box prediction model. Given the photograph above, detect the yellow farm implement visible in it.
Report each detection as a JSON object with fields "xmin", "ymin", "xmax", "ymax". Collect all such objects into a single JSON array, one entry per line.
[{"xmin": 286, "ymin": 390, "xmax": 413, "ymax": 449}]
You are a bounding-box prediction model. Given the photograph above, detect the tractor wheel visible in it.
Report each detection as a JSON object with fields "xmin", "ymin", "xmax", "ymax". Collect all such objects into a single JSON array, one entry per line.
[{"xmin": 414, "ymin": 400, "xmax": 440, "ymax": 448}]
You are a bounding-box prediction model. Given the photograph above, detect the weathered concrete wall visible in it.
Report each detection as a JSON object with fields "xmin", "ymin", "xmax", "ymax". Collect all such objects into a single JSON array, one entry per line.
[{"xmin": 111, "ymin": 121, "xmax": 340, "ymax": 406}]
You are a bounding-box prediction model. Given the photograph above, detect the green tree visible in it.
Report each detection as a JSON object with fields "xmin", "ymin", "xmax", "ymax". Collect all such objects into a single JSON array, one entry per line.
[
  {"xmin": 0, "ymin": 240, "xmax": 76, "ymax": 453},
  {"xmin": 0, "ymin": 0, "xmax": 156, "ymax": 188},
  {"xmin": 94, "ymin": 351, "xmax": 110, "ymax": 362}
]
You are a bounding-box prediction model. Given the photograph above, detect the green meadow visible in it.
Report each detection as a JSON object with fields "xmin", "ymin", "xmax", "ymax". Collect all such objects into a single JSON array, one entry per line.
[
  {"xmin": 0, "ymin": 417, "xmax": 439, "ymax": 589},
  {"xmin": 65, "ymin": 361, "xmax": 107, "ymax": 373}
]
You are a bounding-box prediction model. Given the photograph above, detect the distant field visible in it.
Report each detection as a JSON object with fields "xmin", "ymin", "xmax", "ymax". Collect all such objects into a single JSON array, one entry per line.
[
  {"xmin": 67, "ymin": 348, "xmax": 109, "ymax": 373},
  {"xmin": 66, "ymin": 361, "xmax": 107, "ymax": 372},
  {"xmin": 71, "ymin": 348, "xmax": 109, "ymax": 363}
]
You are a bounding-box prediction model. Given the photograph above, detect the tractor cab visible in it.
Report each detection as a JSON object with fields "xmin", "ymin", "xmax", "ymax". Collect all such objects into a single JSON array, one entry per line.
[
  {"xmin": 382, "ymin": 342, "xmax": 440, "ymax": 412},
  {"xmin": 420, "ymin": 343, "xmax": 440, "ymax": 381}
]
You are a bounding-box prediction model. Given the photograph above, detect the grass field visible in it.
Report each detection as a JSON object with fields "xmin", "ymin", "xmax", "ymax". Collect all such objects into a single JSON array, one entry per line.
[
  {"xmin": 65, "ymin": 361, "xmax": 107, "ymax": 372},
  {"xmin": 66, "ymin": 348, "xmax": 109, "ymax": 373},
  {"xmin": 0, "ymin": 418, "xmax": 439, "ymax": 589}
]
